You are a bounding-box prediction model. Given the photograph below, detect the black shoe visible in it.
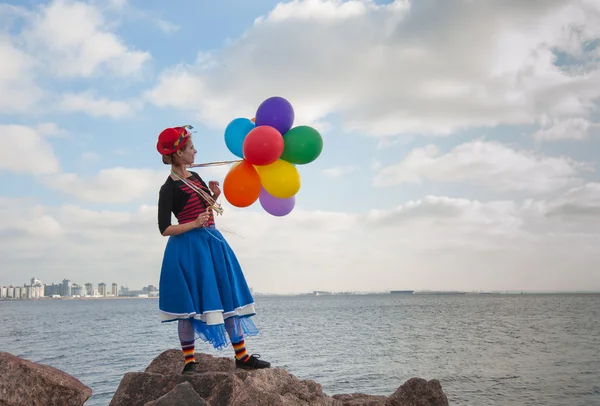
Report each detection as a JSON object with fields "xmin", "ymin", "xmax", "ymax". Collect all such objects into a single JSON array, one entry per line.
[
  {"xmin": 235, "ymin": 354, "xmax": 271, "ymax": 369},
  {"xmin": 182, "ymin": 361, "xmax": 201, "ymax": 375}
]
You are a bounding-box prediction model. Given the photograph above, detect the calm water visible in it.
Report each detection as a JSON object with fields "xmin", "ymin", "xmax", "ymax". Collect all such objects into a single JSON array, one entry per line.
[{"xmin": 1, "ymin": 294, "xmax": 599, "ymax": 405}]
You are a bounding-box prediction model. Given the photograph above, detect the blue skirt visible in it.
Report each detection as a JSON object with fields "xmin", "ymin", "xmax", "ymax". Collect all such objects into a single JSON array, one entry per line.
[{"xmin": 158, "ymin": 226, "xmax": 258, "ymax": 349}]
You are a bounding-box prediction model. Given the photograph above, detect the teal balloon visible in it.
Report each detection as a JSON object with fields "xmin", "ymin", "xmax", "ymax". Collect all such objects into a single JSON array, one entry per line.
[
  {"xmin": 280, "ymin": 126, "xmax": 323, "ymax": 165},
  {"xmin": 225, "ymin": 118, "xmax": 255, "ymax": 158}
]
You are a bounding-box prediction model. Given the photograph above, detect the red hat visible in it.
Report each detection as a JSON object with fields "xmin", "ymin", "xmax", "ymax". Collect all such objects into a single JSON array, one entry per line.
[{"xmin": 156, "ymin": 126, "xmax": 191, "ymax": 155}]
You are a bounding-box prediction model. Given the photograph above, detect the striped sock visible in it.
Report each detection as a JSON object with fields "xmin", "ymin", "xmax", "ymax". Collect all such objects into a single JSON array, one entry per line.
[
  {"xmin": 181, "ymin": 340, "xmax": 195, "ymax": 364},
  {"xmin": 233, "ymin": 339, "xmax": 250, "ymax": 362}
]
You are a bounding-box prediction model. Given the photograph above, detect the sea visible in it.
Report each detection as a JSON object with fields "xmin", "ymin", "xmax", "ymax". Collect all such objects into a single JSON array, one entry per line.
[{"xmin": 1, "ymin": 294, "xmax": 599, "ymax": 406}]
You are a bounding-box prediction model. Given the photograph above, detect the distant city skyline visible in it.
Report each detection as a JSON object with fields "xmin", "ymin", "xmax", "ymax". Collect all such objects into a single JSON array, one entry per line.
[{"xmin": 0, "ymin": 277, "xmax": 158, "ymax": 300}]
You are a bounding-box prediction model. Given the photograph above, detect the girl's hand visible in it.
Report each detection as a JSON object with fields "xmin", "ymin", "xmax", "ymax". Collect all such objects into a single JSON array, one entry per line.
[
  {"xmin": 209, "ymin": 181, "xmax": 221, "ymax": 197},
  {"xmin": 194, "ymin": 211, "xmax": 210, "ymax": 228}
]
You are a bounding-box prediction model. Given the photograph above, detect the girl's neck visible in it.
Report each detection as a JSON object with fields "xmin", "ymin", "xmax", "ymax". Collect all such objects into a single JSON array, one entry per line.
[{"xmin": 171, "ymin": 164, "xmax": 189, "ymax": 179}]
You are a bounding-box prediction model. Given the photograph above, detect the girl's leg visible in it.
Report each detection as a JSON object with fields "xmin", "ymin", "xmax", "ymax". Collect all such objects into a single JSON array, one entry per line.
[
  {"xmin": 224, "ymin": 317, "xmax": 249, "ymax": 362},
  {"xmin": 178, "ymin": 319, "xmax": 196, "ymax": 367},
  {"xmin": 224, "ymin": 317, "xmax": 270, "ymax": 369}
]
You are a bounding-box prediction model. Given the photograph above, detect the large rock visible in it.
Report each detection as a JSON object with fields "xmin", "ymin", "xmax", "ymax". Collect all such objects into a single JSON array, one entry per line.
[
  {"xmin": 110, "ymin": 349, "xmax": 449, "ymax": 406},
  {"xmin": 0, "ymin": 352, "xmax": 92, "ymax": 406},
  {"xmin": 389, "ymin": 378, "xmax": 449, "ymax": 406},
  {"xmin": 145, "ymin": 382, "xmax": 208, "ymax": 406}
]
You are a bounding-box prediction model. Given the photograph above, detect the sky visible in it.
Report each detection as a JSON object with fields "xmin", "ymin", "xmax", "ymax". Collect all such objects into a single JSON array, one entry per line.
[{"xmin": 1, "ymin": 0, "xmax": 599, "ymax": 294}]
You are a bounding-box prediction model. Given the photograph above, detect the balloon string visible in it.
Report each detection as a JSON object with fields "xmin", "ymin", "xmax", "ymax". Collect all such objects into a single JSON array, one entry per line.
[
  {"xmin": 170, "ymin": 170, "xmax": 224, "ymax": 215},
  {"xmin": 188, "ymin": 160, "xmax": 241, "ymax": 168},
  {"xmin": 183, "ymin": 160, "xmax": 245, "ymax": 239}
]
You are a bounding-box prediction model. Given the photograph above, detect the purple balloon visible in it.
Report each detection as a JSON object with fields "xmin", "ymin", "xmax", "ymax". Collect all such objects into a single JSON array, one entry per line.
[
  {"xmin": 255, "ymin": 97, "xmax": 295, "ymax": 135},
  {"xmin": 259, "ymin": 187, "xmax": 295, "ymax": 217}
]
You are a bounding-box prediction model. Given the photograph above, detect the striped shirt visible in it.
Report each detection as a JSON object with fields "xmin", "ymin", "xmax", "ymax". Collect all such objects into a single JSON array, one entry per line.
[{"xmin": 158, "ymin": 171, "xmax": 215, "ymax": 234}]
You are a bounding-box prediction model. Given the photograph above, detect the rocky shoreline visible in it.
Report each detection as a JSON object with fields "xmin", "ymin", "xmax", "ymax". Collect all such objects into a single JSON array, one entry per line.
[{"xmin": 0, "ymin": 350, "xmax": 449, "ymax": 405}]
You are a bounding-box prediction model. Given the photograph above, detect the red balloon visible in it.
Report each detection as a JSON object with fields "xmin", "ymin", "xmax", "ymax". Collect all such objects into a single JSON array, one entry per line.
[{"xmin": 242, "ymin": 125, "xmax": 284, "ymax": 166}]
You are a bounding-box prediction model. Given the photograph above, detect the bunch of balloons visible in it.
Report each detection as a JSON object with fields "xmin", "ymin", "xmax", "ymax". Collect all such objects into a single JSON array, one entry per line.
[{"xmin": 222, "ymin": 96, "xmax": 323, "ymax": 216}]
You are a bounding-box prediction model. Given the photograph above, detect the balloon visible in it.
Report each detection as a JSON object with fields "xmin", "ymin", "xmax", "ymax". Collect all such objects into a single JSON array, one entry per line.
[
  {"xmin": 280, "ymin": 126, "xmax": 323, "ymax": 165},
  {"xmin": 242, "ymin": 126, "xmax": 284, "ymax": 166},
  {"xmin": 255, "ymin": 97, "xmax": 295, "ymax": 135},
  {"xmin": 224, "ymin": 118, "xmax": 255, "ymax": 158},
  {"xmin": 255, "ymin": 160, "xmax": 301, "ymax": 199},
  {"xmin": 223, "ymin": 160, "xmax": 261, "ymax": 207},
  {"xmin": 259, "ymin": 187, "xmax": 295, "ymax": 216}
]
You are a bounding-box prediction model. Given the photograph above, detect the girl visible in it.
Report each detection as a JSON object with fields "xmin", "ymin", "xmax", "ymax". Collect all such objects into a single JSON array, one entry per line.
[{"xmin": 156, "ymin": 125, "xmax": 270, "ymax": 373}]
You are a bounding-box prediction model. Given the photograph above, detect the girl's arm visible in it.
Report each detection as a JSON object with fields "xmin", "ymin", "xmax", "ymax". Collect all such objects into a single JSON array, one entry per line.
[{"xmin": 161, "ymin": 220, "xmax": 201, "ymax": 236}]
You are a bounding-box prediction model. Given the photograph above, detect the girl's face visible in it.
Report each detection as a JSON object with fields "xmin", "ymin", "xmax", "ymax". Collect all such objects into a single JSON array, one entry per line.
[{"xmin": 176, "ymin": 138, "xmax": 197, "ymax": 165}]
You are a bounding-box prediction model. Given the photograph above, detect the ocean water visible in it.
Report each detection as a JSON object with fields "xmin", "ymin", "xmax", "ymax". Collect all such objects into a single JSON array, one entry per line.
[{"xmin": 1, "ymin": 294, "xmax": 599, "ymax": 405}]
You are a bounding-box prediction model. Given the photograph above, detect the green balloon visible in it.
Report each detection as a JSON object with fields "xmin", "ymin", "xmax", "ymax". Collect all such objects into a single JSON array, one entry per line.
[{"xmin": 280, "ymin": 126, "xmax": 323, "ymax": 165}]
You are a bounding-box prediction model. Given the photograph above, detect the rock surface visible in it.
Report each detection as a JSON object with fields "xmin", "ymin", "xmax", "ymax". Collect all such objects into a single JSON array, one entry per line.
[
  {"xmin": 110, "ymin": 349, "xmax": 449, "ymax": 406},
  {"xmin": 145, "ymin": 382, "xmax": 208, "ymax": 406},
  {"xmin": 0, "ymin": 351, "xmax": 92, "ymax": 406}
]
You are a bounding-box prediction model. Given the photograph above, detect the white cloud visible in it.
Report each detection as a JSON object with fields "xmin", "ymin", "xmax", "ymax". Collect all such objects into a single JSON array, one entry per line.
[
  {"xmin": 0, "ymin": 36, "xmax": 43, "ymax": 113},
  {"xmin": 35, "ymin": 123, "xmax": 68, "ymax": 138},
  {"xmin": 21, "ymin": 0, "xmax": 151, "ymax": 78},
  {"xmin": 1, "ymin": 184, "xmax": 599, "ymax": 292},
  {"xmin": 0, "ymin": 0, "xmax": 153, "ymax": 116},
  {"xmin": 322, "ymin": 165, "xmax": 358, "ymax": 178},
  {"xmin": 374, "ymin": 140, "xmax": 592, "ymax": 193},
  {"xmin": 154, "ymin": 19, "xmax": 179, "ymax": 35},
  {"xmin": 145, "ymin": 67, "xmax": 206, "ymax": 111},
  {"xmin": 0, "ymin": 125, "xmax": 60, "ymax": 175},
  {"xmin": 533, "ymin": 117, "xmax": 595, "ymax": 141},
  {"xmin": 43, "ymin": 168, "xmax": 166, "ymax": 203},
  {"xmin": 376, "ymin": 135, "xmax": 414, "ymax": 150},
  {"xmin": 146, "ymin": 0, "xmax": 600, "ymax": 137},
  {"xmin": 58, "ymin": 92, "xmax": 137, "ymax": 118}
]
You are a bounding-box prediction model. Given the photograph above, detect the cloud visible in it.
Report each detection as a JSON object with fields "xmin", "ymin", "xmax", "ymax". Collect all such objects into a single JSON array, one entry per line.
[
  {"xmin": 35, "ymin": 123, "xmax": 68, "ymax": 138},
  {"xmin": 1, "ymin": 184, "xmax": 599, "ymax": 292},
  {"xmin": 43, "ymin": 168, "xmax": 166, "ymax": 203},
  {"xmin": 545, "ymin": 182, "xmax": 600, "ymax": 222},
  {"xmin": 155, "ymin": 19, "xmax": 179, "ymax": 35},
  {"xmin": 0, "ymin": 0, "xmax": 152, "ymax": 116},
  {"xmin": 322, "ymin": 165, "xmax": 358, "ymax": 178},
  {"xmin": 0, "ymin": 36, "xmax": 43, "ymax": 113},
  {"xmin": 373, "ymin": 140, "xmax": 592, "ymax": 193},
  {"xmin": 0, "ymin": 125, "xmax": 60, "ymax": 175},
  {"xmin": 58, "ymin": 92, "xmax": 137, "ymax": 118},
  {"xmin": 533, "ymin": 117, "xmax": 596, "ymax": 141},
  {"xmin": 21, "ymin": 0, "xmax": 151, "ymax": 78},
  {"xmin": 146, "ymin": 0, "xmax": 600, "ymax": 137},
  {"xmin": 95, "ymin": 0, "xmax": 179, "ymax": 34}
]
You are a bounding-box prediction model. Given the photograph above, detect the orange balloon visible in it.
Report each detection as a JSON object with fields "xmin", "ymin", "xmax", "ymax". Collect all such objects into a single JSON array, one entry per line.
[{"xmin": 223, "ymin": 160, "xmax": 261, "ymax": 207}]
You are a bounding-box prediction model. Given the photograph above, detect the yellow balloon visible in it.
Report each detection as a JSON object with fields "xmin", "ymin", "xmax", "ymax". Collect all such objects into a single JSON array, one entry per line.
[{"xmin": 255, "ymin": 160, "xmax": 301, "ymax": 198}]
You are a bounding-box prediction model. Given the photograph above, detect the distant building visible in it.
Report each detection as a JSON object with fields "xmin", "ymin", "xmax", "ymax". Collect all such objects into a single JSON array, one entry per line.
[
  {"xmin": 30, "ymin": 278, "xmax": 42, "ymax": 286},
  {"xmin": 71, "ymin": 284, "xmax": 84, "ymax": 296},
  {"xmin": 84, "ymin": 283, "xmax": 94, "ymax": 296},
  {"xmin": 111, "ymin": 283, "xmax": 118, "ymax": 297},
  {"xmin": 62, "ymin": 279, "xmax": 72, "ymax": 297},
  {"xmin": 98, "ymin": 283, "xmax": 107, "ymax": 297},
  {"xmin": 45, "ymin": 283, "xmax": 61, "ymax": 297}
]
